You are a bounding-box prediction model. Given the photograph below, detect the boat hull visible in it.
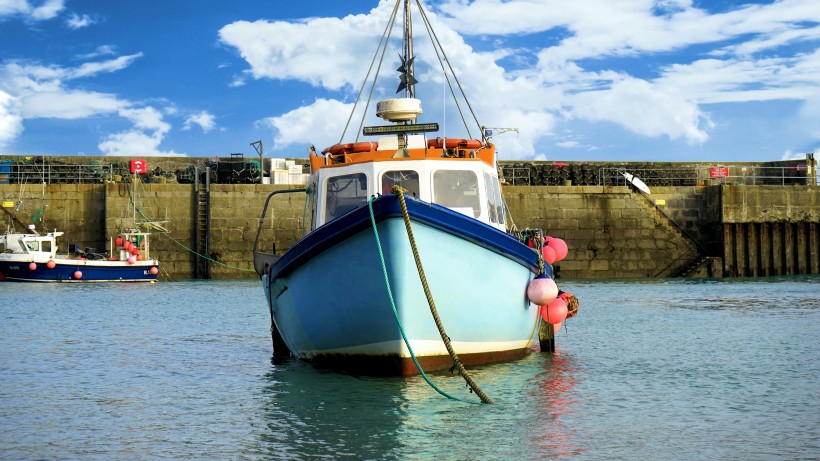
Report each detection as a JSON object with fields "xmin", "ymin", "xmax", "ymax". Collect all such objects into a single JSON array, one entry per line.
[
  {"xmin": 264, "ymin": 195, "xmax": 543, "ymax": 375},
  {"xmin": 0, "ymin": 258, "xmax": 159, "ymax": 282}
]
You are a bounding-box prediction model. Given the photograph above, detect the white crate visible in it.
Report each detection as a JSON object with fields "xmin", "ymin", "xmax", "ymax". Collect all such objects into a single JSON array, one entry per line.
[
  {"xmin": 271, "ymin": 169, "xmax": 290, "ymax": 184},
  {"xmin": 270, "ymin": 158, "xmax": 287, "ymax": 170},
  {"xmin": 288, "ymin": 164, "xmax": 303, "ymax": 174},
  {"xmin": 289, "ymin": 173, "xmax": 310, "ymax": 185}
]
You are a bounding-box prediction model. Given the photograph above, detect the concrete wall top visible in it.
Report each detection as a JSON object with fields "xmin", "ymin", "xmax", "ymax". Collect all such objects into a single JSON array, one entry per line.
[{"xmin": 721, "ymin": 185, "xmax": 820, "ymax": 223}]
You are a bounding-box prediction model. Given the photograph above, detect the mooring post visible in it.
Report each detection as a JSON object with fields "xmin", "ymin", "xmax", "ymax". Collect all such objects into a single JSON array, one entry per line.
[{"xmin": 539, "ymin": 320, "xmax": 555, "ymax": 353}]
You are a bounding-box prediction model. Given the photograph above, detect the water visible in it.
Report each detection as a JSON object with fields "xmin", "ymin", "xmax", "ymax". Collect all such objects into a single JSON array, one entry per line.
[{"xmin": 1, "ymin": 277, "xmax": 818, "ymax": 460}]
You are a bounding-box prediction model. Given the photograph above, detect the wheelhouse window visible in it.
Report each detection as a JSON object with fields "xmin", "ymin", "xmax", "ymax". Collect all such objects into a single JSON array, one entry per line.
[
  {"xmin": 25, "ymin": 240, "xmax": 39, "ymax": 251},
  {"xmin": 433, "ymin": 170, "xmax": 480, "ymax": 218},
  {"xmin": 484, "ymin": 172, "xmax": 504, "ymax": 225},
  {"xmin": 325, "ymin": 173, "xmax": 368, "ymax": 221},
  {"xmin": 41, "ymin": 240, "xmax": 51, "ymax": 252},
  {"xmin": 381, "ymin": 170, "xmax": 419, "ymax": 196}
]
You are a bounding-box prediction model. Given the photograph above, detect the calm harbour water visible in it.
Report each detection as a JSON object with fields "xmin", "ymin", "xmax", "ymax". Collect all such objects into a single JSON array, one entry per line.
[{"xmin": 1, "ymin": 277, "xmax": 818, "ymax": 460}]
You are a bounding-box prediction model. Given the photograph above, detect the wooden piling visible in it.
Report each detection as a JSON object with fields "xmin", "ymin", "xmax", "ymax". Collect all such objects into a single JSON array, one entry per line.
[
  {"xmin": 808, "ymin": 223, "xmax": 820, "ymax": 274},
  {"xmin": 797, "ymin": 223, "xmax": 808, "ymax": 274},
  {"xmin": 760, "ymin": 223, "xmax": 772, "ymax": 276},
  {"xmin": 785, "ymin": 223, "xmax": 795, "ymax": 275},
  {"xmin": 539, "ymin": 321, "xmax": 555, "ymax": 353},
  {"xmin": 735, "ymin": 224, "xmax": 748, "ymax": 276},
  {"xmin": 723, "ymin": 224, "xmax": 735, "ymax": 276},
  {"xmin": 748, "ymin": 223, "xmax": 759, "ymax": 277}
]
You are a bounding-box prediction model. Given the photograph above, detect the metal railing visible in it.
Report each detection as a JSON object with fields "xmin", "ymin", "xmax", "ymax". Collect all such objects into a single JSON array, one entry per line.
[
  {"xmin": 495, "ymin": 163, "xmax": 815, "ymax": 187},
  {"xmin": 0, "ymin": 162, "xmax": 115, "ymax": 184},
  {"xmin": 597, "ymin": 166, "xmax": 814, "ymax": 187}
]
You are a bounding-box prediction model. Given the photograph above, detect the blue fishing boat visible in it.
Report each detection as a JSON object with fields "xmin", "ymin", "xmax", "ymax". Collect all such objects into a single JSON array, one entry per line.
[
  {"xmin": 0, "ymin": 226, "xmax": 159, "ymax": 282},
  {"xmin": 254, "ymin": 0, "xmax": 571, "ymax": 376}
]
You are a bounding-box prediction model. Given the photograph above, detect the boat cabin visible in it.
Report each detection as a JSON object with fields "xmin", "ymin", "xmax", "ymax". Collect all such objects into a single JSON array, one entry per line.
[
  {"xmin": 0, "ymin": 230, "xmax": 62, "ymax": 259},
  {"xmin": 308, "ymin": 136, "xmax": 506, "ymax": 232}
]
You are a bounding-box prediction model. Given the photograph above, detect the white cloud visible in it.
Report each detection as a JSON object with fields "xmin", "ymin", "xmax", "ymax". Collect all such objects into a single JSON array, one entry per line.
[
  {"xmin": 98, "ymin": 106, "xmax": 183, "ymax": 157},
  {"xmin": 182, "ymin": 111, "xmax": 216, "ymax": 133},
  {"xmin": 20, "ymin": 90, "xmax": 126, "ymax": 118},
  {"xmin": 30, "ymin": 0, "xmax": 62, "ymax": 20},
  {"xmin": 71, "ymin": 53, "xmax": 143, "ymax": 78},
  {"xmin": 218, "ymin": 3, "xmax": 395, "ymax": 91},
  {"xmin": 258, "ymin": 98, "xmax": 353, "ymax": 151},
  {"xmin": 0, "ymin": 0, "xmax": 64, "ymax": 20},
  {"xmin": 98, "ymin": 129, "xmax": 183, "ymax": 157},
  {"xmin": 0, "ymin": 56, "xmax": 186, "ymax": 156},
  {"xmin": 570, "ymin": 76, "xmax": 712, "ymax": 143},
  {"xmin": 76, "ymin": 45, "xmax": 117, "ymax": 60},
  {"xmin": 66, "ymin": 12, "xmax": 93, "ymax": 29},
  {"xmin": 0, "ymin": 90, "xmax": 24, "ymax": 149}
]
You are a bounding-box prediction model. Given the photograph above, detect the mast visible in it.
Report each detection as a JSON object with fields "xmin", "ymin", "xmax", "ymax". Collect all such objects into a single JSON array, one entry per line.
[{"xmin": 397, "ymin": 0, "xmax": 417, "ymax": 99}]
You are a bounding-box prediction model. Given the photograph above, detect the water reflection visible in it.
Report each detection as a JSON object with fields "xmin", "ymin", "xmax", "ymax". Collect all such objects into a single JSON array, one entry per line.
[
  {"xmin": 255, "ymin": 358, "xmax": 408, "ymax": 459},
  {"xmin": 525, "ymin": 352, "xmax": 586, "ymax": 458}
]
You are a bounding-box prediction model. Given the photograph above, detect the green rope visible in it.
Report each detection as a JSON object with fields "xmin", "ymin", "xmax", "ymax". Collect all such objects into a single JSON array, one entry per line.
[
  {"xmin": 135, "ymin": 206, "xmax": 256, "ymax": 273},
  {"xmin": 367, "ymin": 196, "xmax": 482, "ymax": 405}
]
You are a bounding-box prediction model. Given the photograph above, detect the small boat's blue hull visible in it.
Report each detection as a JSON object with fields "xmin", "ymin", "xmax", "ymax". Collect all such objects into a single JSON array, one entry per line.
[
  {"xmin": 0, "ymin": 259, "xmax": 159, "ymax": 282},
  {"xmin": 264, "ymin": 195, "xmax": 545, "ymax": 375}
]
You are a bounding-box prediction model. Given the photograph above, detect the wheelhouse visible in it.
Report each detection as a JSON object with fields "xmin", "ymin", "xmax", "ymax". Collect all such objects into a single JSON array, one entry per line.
[
  {"xmin": 0, "ymin": 231, "xmax": 61, "ymax": 259},
  {"xmin": 310, "ymin": 158, "xmax": 506, "ymax": 232}
]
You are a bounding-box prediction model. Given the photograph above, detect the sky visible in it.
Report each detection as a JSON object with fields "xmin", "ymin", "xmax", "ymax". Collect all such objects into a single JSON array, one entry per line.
[{"xmin": 0, "ymin": 0, "xmax": 818, "ymax": 163}]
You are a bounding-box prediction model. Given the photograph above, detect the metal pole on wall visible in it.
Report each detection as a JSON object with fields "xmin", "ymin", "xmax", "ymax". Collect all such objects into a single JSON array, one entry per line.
[{"xmin": 251, "ymin": 140, "xmax": 263, "ymax": 182}]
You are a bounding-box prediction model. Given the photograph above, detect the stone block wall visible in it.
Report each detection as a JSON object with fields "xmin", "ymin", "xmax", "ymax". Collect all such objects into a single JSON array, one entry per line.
[
  {"xmin": 503, "ymin": 186, "xmax": 702, "ymax": 279},
  {"xmin": 3, "ymin": 182, "xmax": 817, "ymax": 280}
]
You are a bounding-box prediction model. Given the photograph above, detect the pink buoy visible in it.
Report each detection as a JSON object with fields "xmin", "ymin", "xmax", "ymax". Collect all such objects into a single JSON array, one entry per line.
[
  {"xmin": 527, "ymin": 275, "xmax": 558, "ymax": 306},
  {"xmin": 149, "ymin": 266, "xmax": 158, "ymax": 275},
  {"xmin": 29, "ymin": 262, "xmax": 37, "ymax": 270},
  {"xmin": 47, "ymin": 260, "xmax": 56, "ymax": 269},
  {"xmin": 547, "ymin": 237, "xmax": 568, "ymax": 261},
  {"xmin": 73, "ymin": 270, "xmax": 82, "ymax": 279},
  {"xmin": 127, "ymin": 255, "xmax": 137, "ymax": 264},
  {"xmin": 541, "ymin": 297, "xmax": 568, "ymax": 324},
  {"xmin": 542, "ymin": 245, "xmax": 556, "ymax": 265}
]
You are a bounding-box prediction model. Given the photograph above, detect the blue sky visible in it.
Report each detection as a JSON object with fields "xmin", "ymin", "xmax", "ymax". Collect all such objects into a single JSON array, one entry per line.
[{"xmin": 0, "ymin": 0, "xmax": 818, "ymax": 162}]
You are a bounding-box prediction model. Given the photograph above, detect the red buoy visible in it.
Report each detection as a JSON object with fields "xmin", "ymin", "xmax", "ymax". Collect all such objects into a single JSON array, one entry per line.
[
  {"xmin": 149, "ymin": 266, "xmax": 158, "ymax": 275},
  {"xmin": 73, "ymin": 270, "xmax": 82, "ymax": 279},
  {"xmin": 547, "ymin": 238, "xmax": 568, "ymax": 261},
  {"xmin": 47, "ymin": 260, "xmax": 56, "ymax": 269},
  {"xmin": 541, "ymin": 298, "xmax": 568, "ymax": 325},
  {"xmin": 28, "ymin": 262, "xmax": 37, "ymax": 270}
]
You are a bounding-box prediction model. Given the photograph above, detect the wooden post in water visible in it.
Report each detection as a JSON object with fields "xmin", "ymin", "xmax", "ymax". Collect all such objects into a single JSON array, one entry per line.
[
  {"xmin": 748, "ymin": 223, "xmax": 759, "ymax": 277},
  {"xmin": 772, "ymin": 222, "xmax": 784, "ymax": 275},
  {"xmin": 797, "ymin": 222, "xmax": 808, "ymax": 274},
  {"xmin": 810, "ymin": 223, "xmax": 820, "ymax": 274},
  {"xmin": 723, "ymin": 224, "xmax": 735, "ymax": 276},
  {"xmin": 539, "ymin": 320, "xmax": 555, "ymax": 353},
  {"xmin": 785, "ymin": 223, "xmax": 795, "ymax": 275},
  {"xmin": 760, "ymin": 223, "xmax": 772, "ymax": 276},
  {"xmin": 735, "ymin": 223, "xmax": 747, "ymax": 277}
]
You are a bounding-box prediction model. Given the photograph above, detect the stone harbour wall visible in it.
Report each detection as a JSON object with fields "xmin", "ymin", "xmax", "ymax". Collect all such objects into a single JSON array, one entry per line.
[{"xmin": 2, "ymin": 183, "xmax": 818, "ymax": 280}]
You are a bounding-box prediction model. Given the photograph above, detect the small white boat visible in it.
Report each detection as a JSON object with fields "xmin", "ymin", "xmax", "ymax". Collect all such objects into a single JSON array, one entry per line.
[
  {"xmin": 254, "ymin": 0, "xmax": 572, "ymax": 377},
  {"xmin": 0, "ymin": 225, "xmax": 159, "ymax": 283}
]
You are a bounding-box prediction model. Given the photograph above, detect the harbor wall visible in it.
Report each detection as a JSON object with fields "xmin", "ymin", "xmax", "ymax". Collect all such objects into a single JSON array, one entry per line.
[{"xmin": 2, "ymin": 183, "xmax": 818, "ymax": 280}]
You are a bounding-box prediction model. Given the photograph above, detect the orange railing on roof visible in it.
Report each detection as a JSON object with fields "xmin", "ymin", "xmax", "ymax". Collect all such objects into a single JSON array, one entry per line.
[{"xmin": 309, "ymin": 142, "xmax": 495, "ymax": 174}]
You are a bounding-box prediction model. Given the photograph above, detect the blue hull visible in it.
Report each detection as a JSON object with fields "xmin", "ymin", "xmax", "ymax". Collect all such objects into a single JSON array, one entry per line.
[
  {"xmin": 0, "ymin": 260, "xmax": 158, "ymax": 282},
  {"xmin": 264, "ymin": 194, "xmax": 547, "ymax": 374}
]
